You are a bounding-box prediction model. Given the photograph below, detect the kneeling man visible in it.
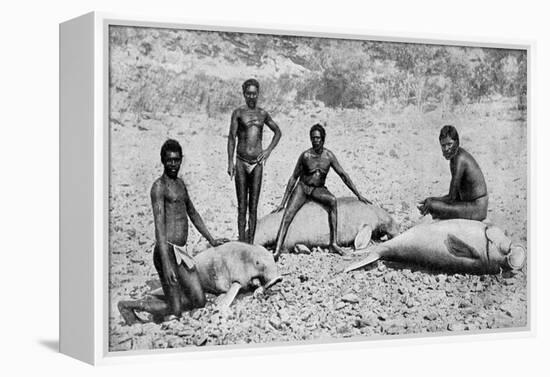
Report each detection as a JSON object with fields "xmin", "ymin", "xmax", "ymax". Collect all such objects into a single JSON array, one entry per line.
[
  {"xmin": 418, "ymin": 125, "xmax": 488, "ymax": 221},
  {"xmin": 272, "ymin": 124, "xmax": 372, "ymax": 261},
  {"xmin": 118, "ymin": 139, "xmax": 227, "ymax": 325}
]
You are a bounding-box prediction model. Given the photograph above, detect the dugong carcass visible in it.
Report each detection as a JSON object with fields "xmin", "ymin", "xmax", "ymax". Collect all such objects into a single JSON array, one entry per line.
[
  {"xmin": 344, "ymin": 219, "xmax": 526, "ymax": 274},
  {"xmin": 118, "ymin": 242, "xmax": 282, "ymax": 324},
  {"xmin": 192, "ymin": 241, "xmax": 282, "ymax": 293},
  {"xmin": 253, "ymin": 197, "xmax": 399, "ymax": 251}
]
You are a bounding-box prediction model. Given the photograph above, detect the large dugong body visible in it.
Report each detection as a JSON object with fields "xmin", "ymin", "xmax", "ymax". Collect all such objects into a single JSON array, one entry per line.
[
  {"xmin": 344, "ymin": 219, "xmax": 526, "ymax": 274},
  {"xmin": 253, "ymin": 197, "xmax": 399, "ymax": 250}
]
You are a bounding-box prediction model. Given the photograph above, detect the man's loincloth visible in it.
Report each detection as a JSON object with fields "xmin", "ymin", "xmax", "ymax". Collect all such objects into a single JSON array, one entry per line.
[
  {"xmin": 151, "ymin": 242, "xmax": 196, "ymax": 270},
  {"xmin": 237, "ymin": 155, "xmax": 261, "ymax": 174},
  {"xmin": 299, "ymin": 180, "xmax": 327, "ymax": 196}
]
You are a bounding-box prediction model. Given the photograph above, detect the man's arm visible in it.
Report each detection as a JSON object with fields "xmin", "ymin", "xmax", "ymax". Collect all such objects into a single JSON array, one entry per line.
[
  {"xmin": 330, "ymin": 152, "xmax": 372, "ymax": 204},
  {"xmin": 151, "ymin": 182, "xmax": 178, "ymax": 285},
  {"xmin": 273, "ymin": 153, "xmax": 302, "ymax": 212},
  {"xmin": 257, "ymin": 112, "xmax": 282, "ymax": 164},
  {"xmin": 418, "ymin": 158, "xmax": 465, "ymax": 215},
  {"xmin": 227, "ymin": 109, "xmax": 239, "ymax": 178},
  {"xmin": 447, "ymin": 157, "xmax": 466, "ymax": 202}
]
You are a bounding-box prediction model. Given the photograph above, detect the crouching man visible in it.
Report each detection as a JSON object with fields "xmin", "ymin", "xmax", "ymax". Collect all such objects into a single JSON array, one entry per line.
[{"xmin": 118, "ymin": 139, "xmax": 227, "ymax": 324}]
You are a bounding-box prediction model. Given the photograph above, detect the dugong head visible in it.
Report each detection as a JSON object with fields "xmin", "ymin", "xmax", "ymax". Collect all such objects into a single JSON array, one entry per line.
[
  {"xmin": 246, "ymin": 246, "xmax": 282, "ymax": 290},
  {"xmin": 486, "ymin": 226, "xmax": 526, "ymax": 271}
]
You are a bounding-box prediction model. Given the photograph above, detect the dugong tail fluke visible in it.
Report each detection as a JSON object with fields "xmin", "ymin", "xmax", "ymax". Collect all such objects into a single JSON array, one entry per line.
[{"xmin": 343, "ymin": 245, "xmax": 385, "ymax": 273}]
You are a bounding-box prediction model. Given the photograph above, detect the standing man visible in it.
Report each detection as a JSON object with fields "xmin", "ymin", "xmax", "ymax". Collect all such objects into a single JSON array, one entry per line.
[
  {"xmin": 417, "ymin": 125, "xmax": 488, "ymax": 221},
  {"xmin": 227, "ymin": 79, "xmax": 282, "ymax": 243},
  {"xmin": 118, "ymin": 139, "xmax": 227, "ymax": 325},
  {"xmin": 272, "ymin": 124, "xmax": 372, "ymax": 261}
]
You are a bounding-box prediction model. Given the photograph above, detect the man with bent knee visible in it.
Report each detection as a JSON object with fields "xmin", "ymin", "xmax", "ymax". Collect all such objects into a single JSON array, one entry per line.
[
  {"xmin": 118, "ymin": 139, "xmax": 227, "ymax": 325},
  {"xmin": 272, "ymin": 124, "xmax": 372, "ymax": 261},
  {"xmin": 227, "ymin": 78, "xmax": 282, "ymax": 243},
  {"xmin": 418, "ymin": 125, "xmax": 488, "ymax": 221}
]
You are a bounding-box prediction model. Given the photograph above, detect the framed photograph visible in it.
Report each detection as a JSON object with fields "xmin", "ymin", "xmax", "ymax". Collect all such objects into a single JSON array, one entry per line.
[{"xmin": 60, "ymin": 12, "xmax": 531, "ymax": 364}]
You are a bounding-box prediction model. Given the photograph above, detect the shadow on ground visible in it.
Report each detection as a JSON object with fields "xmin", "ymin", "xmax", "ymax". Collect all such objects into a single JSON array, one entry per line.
[{"xmin": 38, "ymin": 339, "xmax": 59, "ymax": 353}]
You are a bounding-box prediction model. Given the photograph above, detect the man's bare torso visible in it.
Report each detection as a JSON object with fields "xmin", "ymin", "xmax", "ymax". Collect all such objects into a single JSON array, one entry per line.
[
  {"xmin": 235, "ymin": 106, "xmax": 268, "ymax": 161},
  {"xmin": 450, "ymin": 148, "xmax": 487, "ymax": 201},
  {"xmin": 154, "ymin": 176, "xmax": 189, "ymax": 246},
  {"xmin": 300, "ymin": 148, "xmax": 332, "ymax": 187}
]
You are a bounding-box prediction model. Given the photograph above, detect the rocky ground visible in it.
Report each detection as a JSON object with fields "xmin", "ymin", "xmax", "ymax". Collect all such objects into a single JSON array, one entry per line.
[{"xmin": 108, "ymin": 99, "xmax": 528, "ymax": 352}]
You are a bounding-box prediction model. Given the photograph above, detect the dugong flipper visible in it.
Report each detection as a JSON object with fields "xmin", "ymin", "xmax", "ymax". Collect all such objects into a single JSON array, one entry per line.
[
  {"xmin": 344, "ymin": 219, "xmax": 526, "ymax": 275},
  {"xmin": 254, "ymin": 197, "xmax": 399, "ymax": 251},
  {"xmin": 354, "ymin": 225, "xmax": 373, "ymax": 250}
]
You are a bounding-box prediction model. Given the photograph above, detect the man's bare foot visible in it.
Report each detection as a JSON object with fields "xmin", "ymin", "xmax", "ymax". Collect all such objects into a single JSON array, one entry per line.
[
  {"xmin": 118, "ymin": 301, "xmax": 143, "ymax": 326},
  {"xmin": 329, "ymin": 243, "xmax": 345, "ymax": 256}
]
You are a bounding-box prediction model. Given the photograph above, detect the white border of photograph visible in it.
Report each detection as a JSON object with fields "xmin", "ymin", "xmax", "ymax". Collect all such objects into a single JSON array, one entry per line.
[{"xmin": 59, "ymin": 11, "xmax": 535, "ymax": 365}]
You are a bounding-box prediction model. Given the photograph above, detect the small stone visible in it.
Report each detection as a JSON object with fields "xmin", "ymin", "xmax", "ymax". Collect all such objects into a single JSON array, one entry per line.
[
  {"xmin": 269, "ymin": 316, "xmax": 282, "ymax": 330},
  {"xmin": 335, "ymin": 302, "xmax": 347, "ymax": 310},
  {"xmin": 341, "ymin": 293, "xmax": 360, "ymax": 303},
  {"xmin": 193, "ymin": 335, "xmax": 208, "ymax": 347},
  {"xmin": 384, "ymin": 322, "xmax": 404, "ymax": 335},
  {"xmin": 177, "ymin": 329, "xmax": 194, "ymax": 337},
  {"xmin": 501, "ymin": 307, "xmax": 514, "ymax": 318},
  {"xmin": 424, "ymin": 313, "xmax": 438, "ymax": 321},
  {"xmin": 294, "ymin": 244, "xmax": 311, "ymax": 254},
  {"xmin": 447, "ymin": 323, "xmax": 466, "ymax": 332},
  {"xmin": 278, "ymin": 309, "xmax": 291, "ymax": 324},
  {"xmin": 253, "ymin": 286, "xmax": 265, "ymax": 299},
  {"xmin": 472, "ymin": 283, "xmax": 484, "ymax": 292}
]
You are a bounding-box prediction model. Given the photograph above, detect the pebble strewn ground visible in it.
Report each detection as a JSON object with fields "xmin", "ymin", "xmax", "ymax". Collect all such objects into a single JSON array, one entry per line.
[{"xmin": 108, "ymin": 102, "xmax": 528, "ymax": 352}]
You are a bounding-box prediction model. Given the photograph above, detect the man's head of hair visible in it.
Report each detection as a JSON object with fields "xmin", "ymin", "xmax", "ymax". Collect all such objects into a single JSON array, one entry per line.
[
  {"xmin": 439, "ymin": 125, "xmax": 459, "ymax": 144},
  {"xmin": 242, "ymin": 78, "xmax": 260, "ymax": 93},
  {"xmin": 160, "ymin": 139, "xmax": 182, "ymax": 163},
  {"xmin": 310, "ymin": 123, "xmax": 326, "ymax": 141}
]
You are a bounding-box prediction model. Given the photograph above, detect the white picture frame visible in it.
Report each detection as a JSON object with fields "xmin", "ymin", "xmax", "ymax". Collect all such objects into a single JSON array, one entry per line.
[{"xmin": 60, "ymin": 11, "xmax": 533, "ymax": 365}]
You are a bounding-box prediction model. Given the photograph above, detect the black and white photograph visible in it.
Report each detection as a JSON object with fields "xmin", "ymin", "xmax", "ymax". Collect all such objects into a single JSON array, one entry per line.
[{"xmin": 107, "ymin": 24, "xmax": 528, "ymax": 352}]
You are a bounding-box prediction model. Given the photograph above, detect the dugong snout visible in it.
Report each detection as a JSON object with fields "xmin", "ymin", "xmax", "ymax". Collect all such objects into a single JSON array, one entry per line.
[
  {"xmin": 505, "ymin": 244, "xmax": 526, "ymax": 270},
  {"xmin": 248, "ymin": 248, "xmax": 282, "ymax": 290}
]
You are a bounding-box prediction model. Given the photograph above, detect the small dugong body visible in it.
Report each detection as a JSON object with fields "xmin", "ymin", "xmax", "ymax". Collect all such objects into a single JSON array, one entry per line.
[
  {"xmin": 119, "ymin": 242, "xmax": 281, "ymax": 324},
  {"xmin": 345, "ymin": 219, "xmax": 526, "ymax": 274},
  {"xmin": 254, "ymin": 197, "xmax": 399, "ymax": 250},
  {"xmin": 193, "ymin": 242, "xmax": 282, "ymax": 294}
]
